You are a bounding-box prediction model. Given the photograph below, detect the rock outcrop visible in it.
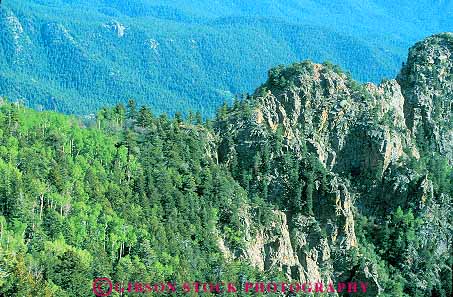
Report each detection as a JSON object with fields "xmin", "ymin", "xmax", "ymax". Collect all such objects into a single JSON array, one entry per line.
[
  {"xmin": 216, "ymin": 33, "xmax": 453, "ymax": 294},
  {"xmin": 397, "ymin": 33, "xmax": 453, "ymax": 161},
  {"xmin": 0, "ymin": 9, "xmax": 32, "ymax": 65},
  {"xmin": 103, "ymin": 20, "xmax": 126, "ymax": 38},
  {"xmin": 252, "ymin": 62, "xmax": 420, "ymax": 176}
]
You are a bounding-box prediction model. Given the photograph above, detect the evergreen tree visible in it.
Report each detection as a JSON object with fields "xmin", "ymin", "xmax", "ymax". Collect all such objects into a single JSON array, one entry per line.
[{"xmin": 127, "ymin": 99, "xmax": 137, "ymax": 120}]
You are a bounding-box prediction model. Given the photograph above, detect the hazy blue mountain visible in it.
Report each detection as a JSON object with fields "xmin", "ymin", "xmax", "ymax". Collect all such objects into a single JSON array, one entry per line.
[{"xmin": 0, "ymin": 0, "xmax": 451, "ymax": 115}]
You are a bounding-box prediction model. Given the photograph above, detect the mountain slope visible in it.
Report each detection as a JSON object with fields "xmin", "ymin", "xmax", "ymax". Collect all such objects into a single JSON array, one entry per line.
[{"xmin": 0, "ymin": 1, "xmax": 451, "ymax": 115}]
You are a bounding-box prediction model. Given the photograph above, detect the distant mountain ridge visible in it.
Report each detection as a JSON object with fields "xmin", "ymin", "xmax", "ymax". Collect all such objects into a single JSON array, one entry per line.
[{"xmin": 0, "ymin": 0, "xmax": 451, "ymax": 115}]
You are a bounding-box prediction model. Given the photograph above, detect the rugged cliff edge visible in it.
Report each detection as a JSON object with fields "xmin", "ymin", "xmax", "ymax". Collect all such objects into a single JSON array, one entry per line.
[{"xmin": 215, "ymin": 33, "xmax": 453, "ymax": 296}]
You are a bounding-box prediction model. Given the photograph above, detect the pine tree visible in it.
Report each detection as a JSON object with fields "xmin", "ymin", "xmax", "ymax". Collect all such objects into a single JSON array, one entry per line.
[
  {"xmin": 127, "ymin": 99, "xmax": 137, "ymax": 120},
  {"xmin": 138, "ymin": 106, "xmax": 153, "ymax": 128}
]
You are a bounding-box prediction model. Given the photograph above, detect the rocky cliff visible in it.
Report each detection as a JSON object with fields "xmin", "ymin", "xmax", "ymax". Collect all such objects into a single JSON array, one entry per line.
[
  {"xmin": 397, "ymin": 33, "xmax": 453, "ymax": 161},
  {"xmin": 216, "ymin": 33, "xmax": 453, "ymax": 296}
]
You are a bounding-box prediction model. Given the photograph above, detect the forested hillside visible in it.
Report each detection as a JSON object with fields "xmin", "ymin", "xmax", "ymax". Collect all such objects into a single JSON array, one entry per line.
[
  {"xmin": 0, "ymin": 98, "xmax": 277, "ymax": 296},
  {"xmin": 0, "ymin": 1, "xmax": 451, "ymax": 115}
]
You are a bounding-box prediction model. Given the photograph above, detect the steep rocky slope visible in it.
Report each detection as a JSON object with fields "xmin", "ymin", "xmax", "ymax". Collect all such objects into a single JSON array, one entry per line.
[
  {"xmin": 398, "ymin": 33, "xmax": 453, "ymax": 161},
  {"xmin": 215, "ymin": 33, "xmax": 453, "ymax": 296}
]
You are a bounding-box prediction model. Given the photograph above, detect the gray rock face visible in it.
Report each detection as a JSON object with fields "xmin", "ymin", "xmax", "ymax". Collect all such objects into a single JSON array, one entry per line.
[
  {"xmin": 397, "ymin": 33, "xmax": 453, "ymax": 162},
  {"xmin": 218, "ymin": 176, "xmax": 381, "ymax": 291},
  {"xmin": 103, "ymin": 21, "xmax": 126, "ymax": 38},
  {"xmin": 0, "ymin": 9, "xmax": 32, "ymax": 65},
  {"xmin": 216, "ymin": 33, "xmax": 452, "ymax": 293},
  {"xmin": 254, "ymin": 62, "xmax": 416, "ymax": 178}
]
